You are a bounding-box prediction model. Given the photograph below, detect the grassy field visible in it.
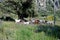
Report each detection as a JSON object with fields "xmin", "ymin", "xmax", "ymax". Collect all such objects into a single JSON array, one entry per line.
[{"xmin": 0, "ymin": 21, "xmax": 60, "ymax": 40}]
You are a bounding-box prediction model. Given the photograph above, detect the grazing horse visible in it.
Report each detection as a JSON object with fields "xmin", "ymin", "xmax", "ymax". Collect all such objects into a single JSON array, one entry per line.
[
  {"xmin": 39, "ymin": 20, "xmax": 45, "ymax": 23},
  {"xmin": 47, "ymin": 21, "xmax": 54, "ymax": 25},
  {"xmin": 34, "ymin": 19, "xmax": 40, "ymax": 24},
  {"xmin": 23, "ymin": 21, "xmax": 30, "ymax": 24},
  {"xmin": 15, "ymin": 19, "xmax": 21, "ymax": 23}
]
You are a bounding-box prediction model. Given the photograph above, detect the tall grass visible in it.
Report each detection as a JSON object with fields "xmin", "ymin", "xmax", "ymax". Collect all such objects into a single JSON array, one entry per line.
[{"xmin": 0, "ymin": 21, "xmax": 60, "ymax": 40}]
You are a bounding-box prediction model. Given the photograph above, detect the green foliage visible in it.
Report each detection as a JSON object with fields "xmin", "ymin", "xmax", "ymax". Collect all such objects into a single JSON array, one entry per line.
[{"xmin": 0, "ymin": 0, "xmax": 37, "ymax": 19}]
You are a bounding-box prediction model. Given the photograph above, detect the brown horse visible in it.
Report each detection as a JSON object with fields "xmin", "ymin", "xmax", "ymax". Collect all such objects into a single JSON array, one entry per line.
[{"xmin": 34, "ymin": 19, "xmax": 40, "ymax": 24}]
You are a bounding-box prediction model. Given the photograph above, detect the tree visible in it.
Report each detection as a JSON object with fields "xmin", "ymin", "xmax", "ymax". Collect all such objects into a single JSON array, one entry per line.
[{"xmin": 0, "ymin": 0, "xmax": 37, "ymax": 20}]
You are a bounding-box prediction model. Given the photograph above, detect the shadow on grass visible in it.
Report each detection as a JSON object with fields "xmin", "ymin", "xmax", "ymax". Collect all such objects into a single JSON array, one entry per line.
[{"xmin": 35, "ymin": 25, "xmax": 60, "ymax": 39}]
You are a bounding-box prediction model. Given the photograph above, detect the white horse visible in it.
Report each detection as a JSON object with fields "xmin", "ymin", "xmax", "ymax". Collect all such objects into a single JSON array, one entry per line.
[
  {"xmin": 47, "ymin": 21, "xmax": 54, "ymax": 24},
  {"xmin": 23, "ymin": 21, "xmax": 30, "ymax": 24},
  {"xmin": 15, "ymin": 19, "xmax": 21, "ymax": 23},
  {"xmin": 39, "ymin": 20, "xmax": 45, "ymax": 23},
  {"xmin": 30, "ymin": 18, "xmax": 35, "ymax": 24}
]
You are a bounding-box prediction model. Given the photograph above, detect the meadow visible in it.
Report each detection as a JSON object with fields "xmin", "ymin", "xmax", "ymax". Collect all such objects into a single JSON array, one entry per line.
[
  {"xmin": 0, "ymin": 0, "xmax": 60, "ymax": 40},
  {"xmin": 0, "ymin": 21, "xmax": 60, "ymax": 40}
]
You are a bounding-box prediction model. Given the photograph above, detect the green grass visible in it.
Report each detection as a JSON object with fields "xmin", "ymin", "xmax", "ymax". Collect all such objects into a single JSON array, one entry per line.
[{"xmin": 0, "ymin": 21, "xmax": 60, "ymax": 40}]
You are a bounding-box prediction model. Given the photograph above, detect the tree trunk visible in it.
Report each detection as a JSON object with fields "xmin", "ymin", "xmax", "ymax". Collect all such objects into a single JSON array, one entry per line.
[{"xmin": 17, "ymin": 11, "xmax": 24, "ymax": 19}]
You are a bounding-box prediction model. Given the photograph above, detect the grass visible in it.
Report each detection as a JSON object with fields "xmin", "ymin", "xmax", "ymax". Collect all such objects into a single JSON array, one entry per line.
[{"xmin": 0, "ymin": 21, "xmax": 60, "ymax": 40}]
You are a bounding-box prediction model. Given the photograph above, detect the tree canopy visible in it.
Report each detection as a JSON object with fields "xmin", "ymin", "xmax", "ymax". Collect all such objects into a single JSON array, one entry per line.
[{"xmin": 0, "ymin": 0, "xmax": 37, "ymax": 19}]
